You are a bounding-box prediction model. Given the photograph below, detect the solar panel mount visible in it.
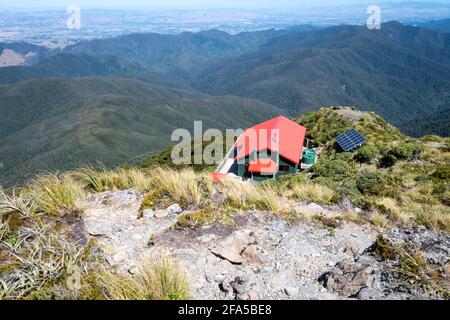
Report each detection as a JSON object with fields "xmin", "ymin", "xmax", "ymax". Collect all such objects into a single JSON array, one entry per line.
[{"xmin": 335, "ymin": 128, "xmax": 366, "ymax": 152}]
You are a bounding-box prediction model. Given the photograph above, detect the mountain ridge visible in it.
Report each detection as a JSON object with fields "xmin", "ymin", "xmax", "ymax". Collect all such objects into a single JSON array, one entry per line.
[{"xmin": 0, "ymin": 76, "xmax": 282, "ymax": 187}]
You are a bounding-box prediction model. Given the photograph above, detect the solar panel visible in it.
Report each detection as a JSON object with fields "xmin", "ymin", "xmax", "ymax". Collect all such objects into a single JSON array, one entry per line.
[{"xmin": 335, "ymin": 129, "xmax": 366, "ymax": 152}]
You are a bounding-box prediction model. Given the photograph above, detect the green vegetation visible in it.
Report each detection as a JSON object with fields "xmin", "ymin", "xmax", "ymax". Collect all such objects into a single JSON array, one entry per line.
[
  {"xmin": 356, "ymin": 171, "xmax": 383, "ymax": 195},
  {"xmin": 374, "ymin": 235, "xmax": 448, "ymax": 297},
  {"xmin": 97, "ymin": 257, "xmax": 190, "ymax": 300},
  {"xmin": 0, "ymin": 107, "xmax": 449, "ymax": 300},
  {"xmin": 176, "ymin": 208, "xmax": 234, "ymax": 229},
  {"xmin": 3, "ymin": 22, "xmax": 450, "ymax": 187},
  {"xmin": 0, "ymin": 77, "xmax": 281, "ymax": 187},
  {"xmin": 296, "ymin": 109, "xmax": 352, "ymax": 145},
  {"xmin": 295, "ymin": 108, "xmax": 450, "ymax": 231},
  {"xmin": 354, "ymin": 145, "xmax": 378, "ymax": 163},
  {"xmin": 26, "ymin": 174, "xmax": 85, "ymax": 216}
]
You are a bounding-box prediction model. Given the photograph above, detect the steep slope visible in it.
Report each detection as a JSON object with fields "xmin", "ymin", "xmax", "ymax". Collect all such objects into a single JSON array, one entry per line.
[
  {"xmin": 401, "ymin": 107, "xmax": 450, "ymax": 137},
  {"xmin": 0, "ymin": 77, "xmax": 282, "ymax": 186},
  {"xmin": 194, "ymin": 22, "xmax": 450, "ymax": 133}
]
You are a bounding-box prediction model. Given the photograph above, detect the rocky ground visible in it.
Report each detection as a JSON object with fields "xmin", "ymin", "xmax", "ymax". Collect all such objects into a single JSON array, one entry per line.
[{"xmin": 79, "ymin": 190, "xmax": 449, "ymax": 300}]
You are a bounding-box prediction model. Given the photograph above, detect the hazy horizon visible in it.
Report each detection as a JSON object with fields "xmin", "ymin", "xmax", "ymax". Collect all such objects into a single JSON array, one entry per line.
[{"xmin": 1, "ymin": 0, "xmax": 450, "ymax": 10}]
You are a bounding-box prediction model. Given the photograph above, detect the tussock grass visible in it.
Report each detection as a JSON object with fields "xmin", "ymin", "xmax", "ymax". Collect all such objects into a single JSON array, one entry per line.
[
  {"xmin": 98, "ymin": 257, "xmax": 189, "ymax": 300},
  {"xmin": 375, "ymin": 197, "xmax": 409, "ymax": 225},
  {"xmin": 0, "ymin": 187, "xmax": 34, "ymax": 217},
  {"xmin": 396, "ymin": 246, "xmax": 447, "ymax": 296},
  {"xmin": 257, "ymin": 185, "xmax": 291, "ymax": 212},
  {"xmin": 281, "ymin": 206, "xmax": 314, "ymax": 225},
  {"xmin": 290, "ymin": 183, "xmax": 335, "ymax": 204},
  {"xmin": 0, "ymin": 224, "xmax": 91, "ymax": 300},
  {"xmin": 369, "ymin": 210, "xmax": 389, "ymax": 228},
  {"xmin": 176, "ymin": 208, "xmax": 233, "ymax": 229},
  {"xmin": 412, "ymin": 206, "xmax": 450, "ymax": 233},
  {"xmin": 26, "ymin": 174, "xmax": 84, "ymax": 216},
  {"xmin": 374, "ymin": 235, "xmax": 448, "ymax": 297},
  {"xmin": 0, "ymin": 219, "xmax": 8, "ymax": 241},
  {"xmin": 218, "ymin": 178, "xmax": 256, "ymax": 209},
  {"xmin": 146, "ymin": 168, "xmax": 212, "ymax": 207},
  {"xmin": 76, "ymin": 167, "xmax": 151, "ymax": 193},
  {"xmin": 217, "ymin": 179, "xmax": 289, "ymax": 213}
]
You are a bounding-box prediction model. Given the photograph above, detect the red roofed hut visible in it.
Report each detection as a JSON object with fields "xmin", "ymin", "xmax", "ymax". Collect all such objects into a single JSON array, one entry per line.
[{"xmin": 216, "ymin": 115, "xmax": 307, "ymax": 181}]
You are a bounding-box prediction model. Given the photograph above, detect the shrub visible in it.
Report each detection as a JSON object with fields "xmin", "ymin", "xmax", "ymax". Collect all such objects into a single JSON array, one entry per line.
[
  {"xmin": 98, "ymin": 257, "xmax": 189, "ymax": 300},
  {"xmin": 354, "ymin": 145, "xmax": 378, "ymax": 163},
  {"xmin": 139, "ymin": 189, "xmax": 165, "ymax": 215},
  {"xmin": 356, "ymin": 171, "xmax": 383, "ymax": 195},
  {"xmin": 311, "ymin": 177, "xmax": 338, "ymax": 189},
  {"xmin": 391, "ymin": 143, "xmax": 422, "ymax": 160},
  {"xmin": 421, "ymin": 135, "xmax": 442, "ymax": 143},
  {"xmin": 311, "ymin": 159, "xmax": 353, "ymax": 181},
  {"xmin": 431, "ymin": 166, "xmax": 450, "ymax": 181},
  {"xmin": 335, "ymin": 180, "xmax": 361, "ymax": 204},
  {"xmin": 379, "ymin": 153, "xmax": 397, "ymax": 168},
  {"xmin": 296, "ymin": 109, "xmax": 352, "ymax": 145}
]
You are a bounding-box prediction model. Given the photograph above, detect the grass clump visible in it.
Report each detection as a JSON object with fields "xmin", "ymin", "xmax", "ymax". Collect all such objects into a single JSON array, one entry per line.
[
  {"xmin": 218, "ymin": 179, "xmax": 289, "ymax": 213},
  {"xmin": 290, "ymin": 183, "xmax": 335, "ymax": 204},
  {"xmin": 147, "ymin": 168, "xmax": 212, "ymax": 207},
  {"xmin": 26, "ymin": 174, "xmax": 84, "ymax": 216},
  {"xmin": 369, "ymin": 211, "xmax": 389, "ymax": 228},
  {"xmin": 0, "ymin": 188, "xmax": 35, "ymax": 218},
  {"xmin": 176, "ymin": 208, "xmax": 233, "ymax": 229},
  {"xmin": 76, "ymin": 167, "xmax": 151, "ymax": 193},
  {"xmin": 375, "ymin": 197, "xmax": 406, "ymax": 224},
  {"xmin": 97, "ymin": 257, "xmax": 189, "ymax": 300},
  {"xmin": 412, "ymin": 206, "xmax": 450, "ymax": 233},
  {"xmin": 0, "ymin": 224, "xmax": 94, "ymax": 299},
  {"xmin": 373, "ymin": 235, "xmax": 448, "ymax": 297},
  {"xmin": 396, "ymin": 246, "xmax": 447, "ymax": 297}
]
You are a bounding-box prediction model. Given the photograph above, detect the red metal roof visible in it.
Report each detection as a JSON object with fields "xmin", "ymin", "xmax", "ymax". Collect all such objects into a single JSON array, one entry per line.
[
  {"xmin": 235, "ymin": 116, "xmax": 307, "ymax": 165},
  {"xmin": 248, "ymin": 158, "xmax": 278, "ymax": 174}
]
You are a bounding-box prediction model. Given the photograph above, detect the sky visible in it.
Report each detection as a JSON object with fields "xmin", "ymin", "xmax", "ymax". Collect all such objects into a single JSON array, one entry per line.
[{"xmin": 1, "ymin": 0, "xmax": 450, "ymax": 9}]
